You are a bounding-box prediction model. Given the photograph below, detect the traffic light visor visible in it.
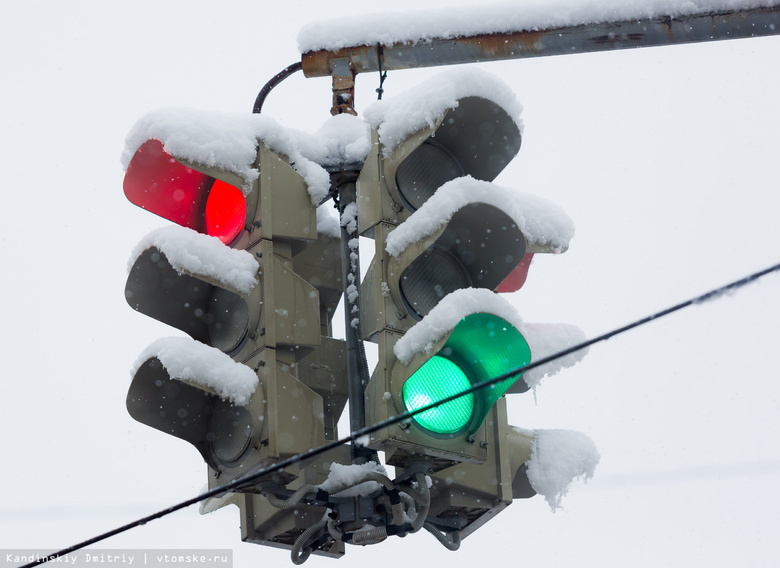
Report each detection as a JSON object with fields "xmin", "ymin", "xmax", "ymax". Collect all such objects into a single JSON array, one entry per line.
[
  {"xmin": 401, "ymin": 313, "xmax": 531, "ymax": 436},
  {"xmin": 390, "ymin": 97, "xmax": 522, "ymax": 214},
  {"xmin": 126, "ymin": 247, "xmax": 251, "ymax": 354},
  {"xmin": 127, "ymin": 356, "xmax": 255, "ymax": 469},
  {"xmin": 395, "ymin": 203, "xmax": 526, "ymax": 320},
  {"xmin": 124, "ymin": 139, "xmax": 246, "ymax": 244}
]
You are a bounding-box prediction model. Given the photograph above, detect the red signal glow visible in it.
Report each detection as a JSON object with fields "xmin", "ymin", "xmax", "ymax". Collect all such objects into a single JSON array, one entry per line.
[
  {"xmin": 205, "ymin": 179, "xmax": 246, "ymax": 244},
  {"xmin": 124, "ymin": 139, "xmax": 245, "ymax": 243}
]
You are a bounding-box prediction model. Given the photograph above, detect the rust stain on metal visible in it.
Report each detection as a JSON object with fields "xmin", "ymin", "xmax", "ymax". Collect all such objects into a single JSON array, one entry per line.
[
  {"xmin": 302, "ymin": 30, "xmax": 547, "ymax": 77},
  {"xmin": 302, "ymin": 47, "xmax": 367, "ymax": 78},
  {"xmin": 663, "ymin": 16, "xmax": 679, "ymax": 43},
  {"xmin": 301, "ymin": 6, "xmax": 779, "ymax": 79},
  {"xmin": 589, "ymin": 32, "xmax": 645, "ymax": 45},
  {"xmin": 461, "ymin": 30, "xmax": 546, "ymax": 57}
]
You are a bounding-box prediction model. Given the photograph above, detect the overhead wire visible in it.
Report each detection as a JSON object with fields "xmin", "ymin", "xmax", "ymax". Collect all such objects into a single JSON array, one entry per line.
[{"xmin": 18, "ymin": 260, "xmax": 780, "ymax": 568}]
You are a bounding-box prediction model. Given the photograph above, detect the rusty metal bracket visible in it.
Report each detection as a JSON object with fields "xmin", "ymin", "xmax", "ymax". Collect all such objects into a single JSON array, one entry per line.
[{"xmin": 329, "ymin": 57, "xmax": 357, "ymax": 116}]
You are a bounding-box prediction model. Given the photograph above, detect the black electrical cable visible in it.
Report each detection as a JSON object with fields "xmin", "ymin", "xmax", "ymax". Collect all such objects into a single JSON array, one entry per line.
[
  {"xmin": 252, "ymin": 61, "xmax": 304, "ymax": 114},
  {"xmin": 19, "ymin": 260, "xmax": 780, "ymax": 568},
  {"xmin": 376, "ymin": 43, "xmax": 388, "ymax": 100}
]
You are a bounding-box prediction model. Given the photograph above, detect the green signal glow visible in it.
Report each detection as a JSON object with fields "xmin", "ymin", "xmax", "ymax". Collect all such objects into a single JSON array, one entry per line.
[
  {"xmin": 402, "ymin": 356, "xmax": 474, "ymax": 435},
  {"xmin": 400, "ymin": 313, "xmax": 532, "ymax": 437}
]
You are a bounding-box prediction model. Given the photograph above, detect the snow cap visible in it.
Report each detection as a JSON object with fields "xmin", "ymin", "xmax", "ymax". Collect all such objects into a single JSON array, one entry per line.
[
  {"xmin": 288, "ymin": 113, "xmax": 372, "ymax": 167},
  {"xmin": 318, "ymin": 461, "xmax": 390, "ymax": 497},
  {"xmin": 385, "ymin": 176, "xmax": 574, "ymax": 258},
  {"xmin": 394, "ymin": 288, "xmax": 587, "ymax": 387},
  {"xmin": 131, "ymin": 337, "xmax": 259, "ymax": 406},
  {"xmin": 523, "ymin": 322, "xmax": 588, "ymax": 389},
  {"xmin": 362, "ymin": 68, "xmax": 523, "ymax": 156},
  {"xmin": 120, "ymin": 107, "xmax": 331, "ymax": 204},
  {"xmin": 128, "ymin": 225, "xmax": 259, "ymax": 294},
  {"xmin": 297, "ymin": 0, "xmax": 777, "ymax": 53},
  {"xmin": 524, "ymin": 427, "xmax": 600, "ymax": 510}
]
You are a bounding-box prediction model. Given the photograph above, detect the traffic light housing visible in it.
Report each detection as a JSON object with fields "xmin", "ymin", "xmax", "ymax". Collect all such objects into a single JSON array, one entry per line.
[
  {"xmin": 120, "ymin": 80, "xmax": 596, "ymax": 559},
  {"xmin": 425, "ymin": 399, "xmax": 535, "ymax": 538},
  {"xmin": 124, "ymin": 140, "xmax": 327, "ymax": 482},
  {"xmin": 358, "ymin": 89, "xmax": 576, "ymax": 469},
  {"xmin": 121, "ymin": 111, "xmax": 351, "ymax": 557},
  {"xmin": 349, "ymin": 75, "xmax": 595, "ymax": 548}
]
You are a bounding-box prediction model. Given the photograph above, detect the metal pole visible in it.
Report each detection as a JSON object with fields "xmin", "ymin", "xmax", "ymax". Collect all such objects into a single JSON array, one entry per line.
[{"xmin": 335, "ymin": 175, "xmax": 375, "ymax": 464}]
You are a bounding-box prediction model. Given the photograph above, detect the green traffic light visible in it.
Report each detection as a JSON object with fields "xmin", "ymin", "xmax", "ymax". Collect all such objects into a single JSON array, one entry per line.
[
  {"xmin": 402, "ymin": 313, "xmax": 532, "ymax": 436},
  {"xmin": 402, "ymin": 355, "xmax": 474, "ymax": 434}
]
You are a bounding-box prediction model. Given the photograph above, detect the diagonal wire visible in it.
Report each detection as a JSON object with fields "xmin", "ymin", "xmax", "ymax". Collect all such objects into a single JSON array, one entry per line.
[{"xmin": 19, "ymin": 260, "xmax": 780, "ymax": 568}]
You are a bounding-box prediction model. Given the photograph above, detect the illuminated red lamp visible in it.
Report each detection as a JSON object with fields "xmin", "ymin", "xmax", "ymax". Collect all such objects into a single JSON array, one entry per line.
[
  {"xmin": 124, "ymin": 139, "xmax": 246, "ymax": 245},
  {"xmin": 496, "ymin": 253, "xmax": 534, "ymax": 293}
]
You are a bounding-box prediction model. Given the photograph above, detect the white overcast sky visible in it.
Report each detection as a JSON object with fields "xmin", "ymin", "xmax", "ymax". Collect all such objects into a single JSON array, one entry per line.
[{"xmin": 2, "ymin": 1, "xmax": 779, "ymax": 567}]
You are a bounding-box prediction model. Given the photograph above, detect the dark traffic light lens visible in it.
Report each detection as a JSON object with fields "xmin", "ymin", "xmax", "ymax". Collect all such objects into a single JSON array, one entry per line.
[
  {"xmin": 207, "ymin": 399, "xmax": 253, "ymax": 466},
  {"xmin": 395, "ymin": 140, "xmax": 464, "ymax": 211},
  {"xmin": 205, "ymin": 178, "xmax": 246, "ymax": 245},
  {"xmin": 206, "ymin": 287, "xmax": 249, "ymax": 354},
  {"xmin": 400, "ymin": 245, "xmax": 472, "ymax": 319},
  {"xmin": 402, "ymin": 355, "xmax": 474, "ymax": 435}
]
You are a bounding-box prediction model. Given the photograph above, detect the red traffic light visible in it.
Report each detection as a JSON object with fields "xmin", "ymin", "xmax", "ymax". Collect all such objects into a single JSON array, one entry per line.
[
  {"xmin": 496, "ymin": 253, "xmax": 534, "ymax": 293},
  {"xmin": 124, "ymin": 139, "xmax": 246, "ymax": 245}
]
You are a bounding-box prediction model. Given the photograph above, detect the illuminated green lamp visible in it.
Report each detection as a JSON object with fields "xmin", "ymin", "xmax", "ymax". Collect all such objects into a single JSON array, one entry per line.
[{"xmin": 401, "ymin": 313, "xmax": 531, "ymax": 437}]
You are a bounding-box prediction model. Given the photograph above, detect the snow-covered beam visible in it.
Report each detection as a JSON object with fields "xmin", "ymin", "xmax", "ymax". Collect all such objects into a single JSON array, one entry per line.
[
  {"xmin": 300, "ymin": 4, "xmax": 779, "ymax": 112},
  {"xmin": 302, "ymin": 6, "xmax": 779, "ymax": 77}
]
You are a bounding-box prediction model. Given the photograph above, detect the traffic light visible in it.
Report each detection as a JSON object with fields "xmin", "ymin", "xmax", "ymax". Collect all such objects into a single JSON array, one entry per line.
[
  {"xmin": 119, "ymin": 85, "xmax": 595, "ymax": 559},
  {"xmin": 358, "ymin": 90, "xmax": 576, "ymax": 467},
  {"xmin": 353, "ymin": 77, "xmax": 592, "ymax": 543},
  {"xmin": 121, "ymin": 109, "xmax": 351, "ymax": 558}
]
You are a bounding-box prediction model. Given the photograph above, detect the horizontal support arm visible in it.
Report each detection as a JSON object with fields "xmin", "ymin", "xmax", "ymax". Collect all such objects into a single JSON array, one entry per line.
[{"xmin": 301, "ymin": 6, "xmax": 780, "ymax": 78}]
